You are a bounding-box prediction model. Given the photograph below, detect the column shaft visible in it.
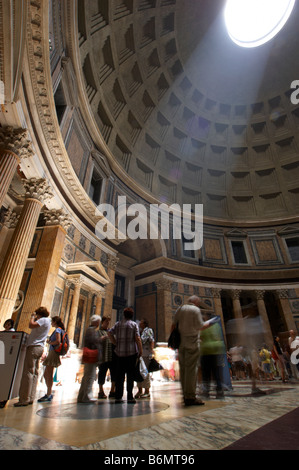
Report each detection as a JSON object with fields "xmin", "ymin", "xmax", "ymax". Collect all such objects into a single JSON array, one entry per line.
[
  {"xmin": 0, "ymin": 198, "xmax": 43, "ymax": 323},
  {"xmin": 17, "ymin": 225, "xmax": 66, "ymax": 332},
  {"xmin": 67, "ymin": 280, "xmax": 82, "ymax": 342},
  {"xmin": 0, "ymin": 150, "xmax": 20, "ymax": 207}
]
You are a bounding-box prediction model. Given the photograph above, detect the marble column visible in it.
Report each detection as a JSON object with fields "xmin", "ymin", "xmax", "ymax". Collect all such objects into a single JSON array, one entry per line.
[
  {"xmin": 275, "ymin": 289, "xmax": 297, "ymax": 332},
  {"xmin": 0, "ymin": 207, "xmax": 19, "ymax": 269},
  {"xmin": 67, "ymin": 276, "xmax": 84, "ymax": 342},
  {"xmin": 95, "ymin": 291, "xmax": 103, "ymax": 318},
  {"xmin": 211, "ymin": 287, "xmax": 226, "ymax": 342},
  {"xmin": 103, "ymin": 255, "xmax": 118, "ymax": 317},
  {"xmin": 254, "ymin": 290, "xmax": 273, "ymax": 347},
  {"xmin": 17, "ymin": 209, "xmax": 72, "ymax": 332},
  {"xmin": 155, "ymin": 278, "xmax": 172, "ymax": 343},
  {"xmin": 229, "ymin": 289, "xmax": 245, "ymax": 342},
  {"xmin": 0, "ymin": 178, "xmax": 53, "ymax": 324},
  {"xmin": 0, "ymin": 127, "xmax": 34, "ymax": 207}
]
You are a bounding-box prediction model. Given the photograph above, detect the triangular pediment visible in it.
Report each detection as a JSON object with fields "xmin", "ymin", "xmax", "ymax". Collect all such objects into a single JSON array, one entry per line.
[
  {"xmin": 225, "ymin": 229, "xmax": 247, "ymax": 239},
  {"xmin": 66, "ymin": 261, "xmax": 110, "ymax": 286},
  {"xmin": 277, "ymin": 226, "xmax": 299, "ymax": 236}
]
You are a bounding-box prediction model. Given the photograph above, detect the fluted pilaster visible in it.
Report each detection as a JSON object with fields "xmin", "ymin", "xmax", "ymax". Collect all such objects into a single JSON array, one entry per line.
[
  {"xmin": 67, "ymin": 276, "xmax": 84, "ymax": 342},
  {"xmin": 0, "ymin": 127, "xmax": 34, "ymax": 207},
  {"xmin": 0, "ymin": 178, "xmax": 53, "ymax": 323}
]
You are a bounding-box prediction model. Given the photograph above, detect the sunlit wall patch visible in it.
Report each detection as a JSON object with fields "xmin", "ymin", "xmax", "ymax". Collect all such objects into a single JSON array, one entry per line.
[{"xmin": 224, "ymin": 0, "xmax": 295, "ymax": 48}]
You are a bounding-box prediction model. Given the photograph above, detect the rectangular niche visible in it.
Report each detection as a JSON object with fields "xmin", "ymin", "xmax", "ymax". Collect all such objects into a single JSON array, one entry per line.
[
  {"xmin": 214, "ymin": 123, "xmax": 229, "ymax": 143},
  {"xmin": 136, "ymin": 158, "xmax": 153, "ymax": 190},
  {"xmin": 113, "ymin": 135, "xmax": 131, "ymax": 171},
  {"xmin": 184, "ymin": 162, "xmax": 202, "ymax": 185},
  {"xmin": 281, "ymin": 161, "xmax": 299, "ymax": 185},
  {"xmin": 98, "ymin": 36, "xmax": 115, "ymax": 85},
  {"xmin": 126, "ymin": 62, "xmax": 143, "ymax": 97},
  {"xmin": 252, "ymin": 143, "xmax": 273, "ymax": 167},
  {"xmin": 185, "ymin": 139, "xmax": 205, "ymax": 164},
  {"xmin": 140, "ymin": 17, "xmax": 156, "ymax": 48},
  {"xmin": 259, "ymin": 192, "xmax": 287, "ymax": 216},
  {"xmin": 142, "ymin": 133, "xmax": 161, "ymax": 164},
  {"xmin": 113, "ymin": 0, "xmax": 133, "ymax": 20},
  {"xmin": 231, "ymin": 124, "xmax": 247, "ymax": 144},
  {"xmin": 206, "ymin": 194, "xmax": 228, "ymax": 218},
  {"xmin": 171, "ymin": 127, "xmax": 188, "ymax": 152},
  {"xmin": 90, "ymin": 0, "xmax": 109, "ymax": 35},
  {"xmin": 141, "ymin": 90, "xmax": 155, "ymax": 122},
  {"xmin": 271, "ymin": 114, "xmax": 291, "ymax": 137},
  {"xmin": 255, "ymin": 168, "xmax": 278, "ymax": 190},
  {"xmin": 118, "ymin": 24, "xmax": 135, "ymax": 64},
  {"xmin": 251, "ymin": 237, "xmax": 283, "ymax": 265},
  {"xmin": 251, "ymin": 121, "xmax": 268, "ymax": 140},
  {"xmin": 230, "ymin": 171, "xmax": 251, "ymax": 191},
  {"xmin": 97, "ymin": 101, "xmax": 113, "ymax": 143},
  {"xmin": 158, "ymin": 175, "xmax": 176, "ymax": 202},
  {"xmin": 202, "ymin": 235, "xmax": 227, "ymax": 264},
  {"xmin": 231, "ymin": 196, "xmax": 256, "ymax": 218},
  {"xmin": 288, "ymin": 188, "xmax": 299, "ymax": 209},
  {"xmin": 163, "ymin": 150, "xmax": 181, "ymax": 178},
  {"xmin": 229, "ymin": 146, "xmax": 248, "ymax": 168},
  {"xmin": 111, "ymin": 79, "xmax": 126, "ymax": 119},
  {"xmin": 207, "ymin": 169, "xmax": 226, "ymax": 190},
  {"xmin": 127, "ymin": 111, "xmax": 142, "ymax": 145},
  {"xmin": 166, "ymin": 93, "xmax": 182, "ymax": 118},
  {"xmin": 276, "ymin": 136, "xmax": 298, "ymax": 162},
  {"xmin": 209, "ymin": 145, "xmax": 227, "ymax": 167},
  {"xmin": 181, "ymin": 187, "xmax": 201, "ymax": 205}
]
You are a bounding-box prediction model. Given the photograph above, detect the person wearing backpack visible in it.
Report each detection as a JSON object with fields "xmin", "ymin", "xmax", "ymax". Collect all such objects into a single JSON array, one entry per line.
[{"xmin": 38, "ymin": 316, "xmax": 66, "ymax": 402}]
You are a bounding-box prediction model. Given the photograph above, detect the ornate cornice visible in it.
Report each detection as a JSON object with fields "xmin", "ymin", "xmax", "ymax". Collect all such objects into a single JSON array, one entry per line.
[{"xmin": 24, "ymin": 0, "xmax": 102, "ymax": 226}]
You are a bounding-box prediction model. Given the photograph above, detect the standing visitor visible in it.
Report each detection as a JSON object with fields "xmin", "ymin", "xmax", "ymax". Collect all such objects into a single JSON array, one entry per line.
[
  {"xmin": 38, "ymin": 316, "xmax": 65, "ymax": 402},
  {"xmin": 14, "ymin": 307, "xmax": 51, "ymax": 407},
  {"xmin": 108, "ymin": 308, "xmax": 143, "ymax": 404}
]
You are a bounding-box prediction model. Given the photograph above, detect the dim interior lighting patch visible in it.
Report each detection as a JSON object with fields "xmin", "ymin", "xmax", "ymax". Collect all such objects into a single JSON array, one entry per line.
[{"xmin": 224, "ymin": 0, "xmax": 295, "ymax": 48}]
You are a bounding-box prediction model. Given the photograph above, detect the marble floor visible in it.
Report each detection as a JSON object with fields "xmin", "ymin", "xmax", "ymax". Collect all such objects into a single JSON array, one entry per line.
[{"xmin": 0, "ymin": 375, "xmax": 298, "ymax": 451}]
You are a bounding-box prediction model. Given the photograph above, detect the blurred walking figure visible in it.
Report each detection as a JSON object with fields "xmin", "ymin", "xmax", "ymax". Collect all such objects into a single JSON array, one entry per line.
[
  {"xmin": 98, "ymin": 316, "xmax": 116, "ymax": 399},
  {"xmin": 171, "ymin": 296, "xmax": 216, "ymax": 407},
  {"xmin": 273, "ymin": 336, "xmax": 287, "ymax": 383},
  {"xmin": 135, "ymin": 319, "xmax": 155, "ymax": 399},
  {"xmin": 78, "ymin": 315, "xmax": 107, "ymax": 403},
  {"xmin": 200, "ymin": 315, "xmax": 226, "ymax": 399}
]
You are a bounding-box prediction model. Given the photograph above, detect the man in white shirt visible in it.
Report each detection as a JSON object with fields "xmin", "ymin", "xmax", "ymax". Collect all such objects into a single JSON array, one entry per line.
[
  {"xmin": 14, "ymin": 307, "xmax": 51, "ymax": 407},
  {"xmin": 172, "ymin": 296, "xmax": 216, "ymax": 406}
]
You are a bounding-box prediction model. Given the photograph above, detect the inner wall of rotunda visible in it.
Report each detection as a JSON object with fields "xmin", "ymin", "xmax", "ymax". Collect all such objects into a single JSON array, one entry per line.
[{"xmin": 0, "ymin": 0, "xmax": 299, "ymax": 349}]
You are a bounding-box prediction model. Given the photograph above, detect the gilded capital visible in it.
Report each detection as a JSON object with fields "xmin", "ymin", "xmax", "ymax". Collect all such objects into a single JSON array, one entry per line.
[
  {"xmin": 107, "ymin": 254, "xmax": 119, "ymax": 270},
  {"xmin": 0, "ymin": 126, "xmax": 34, "ymax": 159},
  {"xmin": 22, "ymin": 178, "xmax": 53, "ymax": 204},
  {"xmin": 255, "ymin": 289, "xmax": 266, "ymax": 300},
  {"xmin": 66, "ymin": 276, "xmax": 84, "ymax": 288},
  {"xmin": 43, "ymin": 209, "xmax": 72, "ymax": 231},
  {"xmin": 230, "ymin": 289, "xmax": 242, "ymax": 300},
  {"xmin": 275, "ymin": 289, "xmax": 289, "ymax": 299},
  {"xmin": 155, "ymin": 279, "xmax": 172, "ymax": 291},
  {"xmin": 211, "ymin": 287, "xmax": 222, "ymax": 298},
  {"xmin": 2, "ymin": 207, "xmax": 20, "ymax": 229}
]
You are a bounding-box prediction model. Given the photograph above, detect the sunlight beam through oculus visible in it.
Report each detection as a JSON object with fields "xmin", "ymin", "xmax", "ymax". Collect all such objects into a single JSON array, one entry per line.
[{"xmin": 224, "ymin": 0, "xmax": 295, "ymax": 48}]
